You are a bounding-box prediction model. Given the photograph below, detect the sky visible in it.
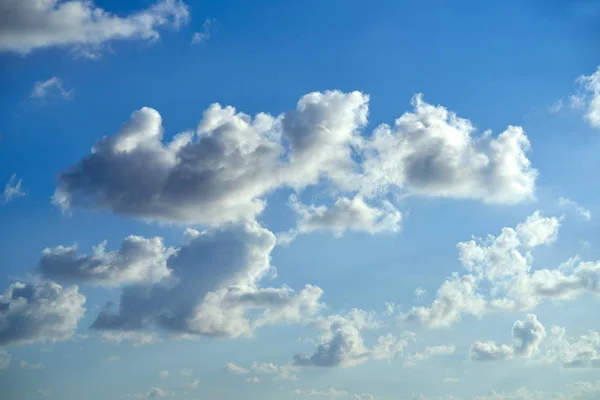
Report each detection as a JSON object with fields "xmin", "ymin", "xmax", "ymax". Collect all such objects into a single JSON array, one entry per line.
[{"xmin": 1, "ymin": 0, "xmax": 600, "ymax": 399}]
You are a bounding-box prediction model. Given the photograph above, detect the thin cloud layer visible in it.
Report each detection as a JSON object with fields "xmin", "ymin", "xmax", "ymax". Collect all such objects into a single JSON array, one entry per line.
[
  {"xmin": 30, "ymin": 77, "xmax": 73, "ymax": 100},
  {"xmin": 0, "ymin": 281, "xmax": 86, "ymax": 347},
  {"xmin": 2, "ymin": 174, "xmax": 25, "ymax": 203},
  {"xmin": 0, "ymin": 0, "xmax": 190, "ymax": 56}
]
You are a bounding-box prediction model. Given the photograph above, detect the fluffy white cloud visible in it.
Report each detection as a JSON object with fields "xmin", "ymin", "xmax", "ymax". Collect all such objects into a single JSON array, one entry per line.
[
  {"xmin": 0, "ymin": 0, "xmax": 189, "ymax": 56},
  {"xmin": 361, "ymin": 94, "xmax": 537, "ymax": 204},
  {"xmin": 575, "ymin": 67, "xmax": 600, "ymax": 128},
  {"xmin": 30, "ymin": 77, "xmax": 73, "ymax": 100},
  {"xmin": 0, "ymin": 349, "xmax": 10, "ymax": 369},
  {"xmin": 279, "ymin": 195, "xmax": 402, "ymax": 243},
  {"xmin": 294, "ymin": 310, "xmax": 413, "ymax": 368},
  {"xmin": 405, "ymin": 345, "xmax": 456, "ymax": 364},
  {"xmin": 546, "ymin": 326, "xmax": 600, "ymax": 369},
  {"xmin": 39, "ymin": 236, "xmax": 171, "ymax": 286},
  {"xmin": 469, "ymin": 314, "xmax": 546, "ymax": 362},
  {"xmin": 469, "ymin": 341, "xmax": 515, "ymax": 362},
  {"xmin": 224, "ymin": 362, "xmax": 248, "ymax": 375},
  {"xmin": 91, "ymin": 222, "xmax": 322, "ymax": 339},
  {"xmin": 2, "ymin": 174, "xmax": 25, "ymax": 204},
  {"xmin": 54, "ymin": 91, "xmax": 535, "ymax": 233},
  {"xmin": 402, "ymin": 274, "xmax": 485, "ymax": 328},
  {"xmin": 0, "ymin": 281, "xmax": 86, "ymax": 347}
]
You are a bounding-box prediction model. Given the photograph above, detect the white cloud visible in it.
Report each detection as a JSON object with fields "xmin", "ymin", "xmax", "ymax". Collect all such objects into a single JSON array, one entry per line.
[
  {"xmin": 20, "ymin": 360, "xmax": 45, "ymax": 370},
  {"xmin": 191, "ymin": 18, "xmax": 214, "ymax": 44},
  {"xmin": 0, "ymin": 0, "xmax": 190, "ymax": 56},
  {"xmin": 405, "ymin": 345, "xmax": 456, "ymax": 364},
  {"xmin": 402, "ymin": 274, "xmax": 485, "ymax": 328},
  {"xmin": 548, "ymin": 99, "xmax": 564, "ymax": 113},
  {"xmin": 279, "ymin": 195, "xmax": 402, "ymax": 244},
  {"xmin": 90, "ymin": 222, "xmax": 322, "ymax": 339},
  {"xmin": 443, "ymin": 378, "xmax": 459, "ymax": 383},
  {"xmin": 575, "ymin": 66, "xmax": 600, "ymax": 128},
  {"xmin": 294, "ymin": 388, "xmax": 376, "ymax": 400},
  {"xmin": 0, "ymin": 280, "xmax": 86, "ymax": 347},
  {"xmin": 183, "ymin": 379, "xmax": 200, "ymax": 389},
  {"xmin": 158, "ymin": 370, "xmax": 169, "ymax": 377},
  {"xmin": 101, "ymin": 331, "xmax": 159, "ymax": 346},
  {"xmin": 469, "ymin": 314, "xmax": 546, "ymax": 362},
  {"xmin": 30, "ymin": 77, "xmax": 73, "ymax": 100},
  {"xmin": 54, "ymin": 91, "xmax": 536, "ymax": 232},
  {"xmin": 147, "ymin": 387, "xmax": 169, "ymax": 398},
  {"xmin": 245, "ymin": 376, "xmax": 260, "ymax": 384},
  {"xmin": 559, "ymin": 197, "xmax": 591, "ymax": 220},
  {"xmin": 546, "ymin": 326, "xmax": 600, "ymax": 369},
  {"xmin": 105, "ymin": 355, "xmax": 119, "ymax": 362},
  {"xmin": 2, "ymin": 174, "xmax": 25, "ymax": 203},
  {"xmin": 361, "ymin": 94, "xmax": 537, "ymax": 204},
  {"xmin": 251, "ymin": 362, "xmax": 279, "ymax": 374},
  {"xmin": 179, "ymin": 368, "xmax": 193, "ymax": 376},
  {"xmin": 39, "ymin": 236, "xmax": 171, "ymax": 286},
  {"xmin": 224, "ymin": 362, "xmax": 248, "ymax": 375},
  {"xmin": 294, "ymin": 310, "xmax": 413, "ymax": 368},
  {"xmin": 0, "ymin": 349, "xmax": 11, "ymax": 369}
]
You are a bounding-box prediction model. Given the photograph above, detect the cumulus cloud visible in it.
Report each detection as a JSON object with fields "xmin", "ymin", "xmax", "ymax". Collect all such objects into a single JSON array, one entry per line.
[
  {"xmin": 0, "ymin": 349, "xmax": 10, "ymax": 369},
  {"xmin": 279, "ymin": 195, "xmax": 402, "ymax": 244},
  {"xmin": 361, "ymin": 94, "xmax": 537, "ymax": 204},
  {"xmin": 39, "ymin": 236, "xmax": 171, "ymax": 286},
  {"xmin": 245, "ymin": 376, "xmax": 260, "ymax": 384},
  {"xmin": 224, "ymin": 362, "xmax": 248, "ymax": 375},
  {"xmin": 2, "ymin": 174, "xmax": 25, "ymax": 203},
  {"xmin": 293, "ymin": 309, "xmax": 413, "ymax": 368},
  {"xmin": 0, "ymin": 0, "xmax": 190, "ymax": 56},
  {"xmin": 30, "ymin": 77, "xmax": 73, "ymax": 100},
  {"xmin": 546, "ymin": 326, "xmax": 600, "ymax": 369},
  {"xmin": 91, "ymin": 222, "xmax": 322, "ymax": 339},
  {"xmin": 402, "ymin": 211, "xmax": 568, "ymax": 329},
  {"xmin": 575, "ymin": 66, "xmax": 600, "ymax": 129},
  {"xmin": 101, "ymin": 331, "xmax": 159, "ymax": 346},
  {"xmin": 405, "ymin": 345, "xmax": 456, "ymax": 364},
  {"xmin": 0, "ymin": 281, "xmax": 86, "ymax": 347},
  {"xmin": 469, "ymin": 314, "xmax": 546, "ymax": 362},
  {"xmin": 54, "ymin": 91, "xmax": 535, "ymax": 234}
]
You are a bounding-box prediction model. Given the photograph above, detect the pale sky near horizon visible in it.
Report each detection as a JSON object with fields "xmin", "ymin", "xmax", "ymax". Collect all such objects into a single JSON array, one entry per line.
[{"xmin": 2, "ymin": 1, "xmax": 600, "ymax": 399}]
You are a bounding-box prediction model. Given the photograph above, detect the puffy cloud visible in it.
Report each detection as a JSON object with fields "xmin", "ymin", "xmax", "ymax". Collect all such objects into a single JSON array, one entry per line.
[
  {"xmin": 245, "ymin": 376, "xmax": 260, "ymax": 384},
  {"xmin": 405, "ymin": 345, "xmax": 456, "ymax": 364},
  {"xmin": 224, "ymin": 362, "xmax": 248, "ymax": 375},
  {"xmin": 90, "ymin": 222, "xmax": 322, "ymax": 339},
  {"xmin": 54, "ymin": 91, "xmax": 368, "ymax": 226},
  {"xmin": 558, "ymin": 197, "xmax": 591, "ymax": 220},
  {"xmin": 361, "ymin": 94, "xmax": 537, "ymax": 204},
  {"xmin": 0, "ymin": 0, "xmax": 189, "ymax": 56},
  {"xmin": 575, "ymin": 67, "xmax": 600, "ymax": 129},
  {"xmin": 512, "ymin": 314, "xmax": 546, "ymax": 357},
  {"xmin": 279, "ymin": 195, "xmax": 401, "ymax": 243},
  {"xmin": 546, "ymin": 326, "xmax": 600, "ymax": 369},
  {"xmin": 469, "ymin": 341, "xmax": 515, "ymax": 362},
  {"xmin": 55, "ymin": 91, "xmax": 535, "ymax": 232},
  {"xmin": 2, "ymin": 174, "xmax": 25, "ymax": 204},
  {"xmin": 402, "ymin": 274, "xmax": 485, "ymax": 328},
  {"xmin": 147, "ymin": 387, "xmax": 169, "ymax": 398},
  {"xmin": 251, "ymin": 362, "xmax": 278, "ymax": 374},
  {"xmin": 39, "ymin": 236, "xmax": 171, "ymax": 286},
  {"xmin": 30, "ymin": 77, "xmax": 73, "ymax": 100},
  {"xmin": 293, "ymin": 310, "xmax": 413, "ymax": 368},
  {"xmin": 469, "ymin": 314, "xmax": 545, "ymax": 362},
  {"xmin": 0, "ymin": 281, "xmax": 86, "ymax": 347},
  {"xmin": 0, "ymin": 349, "xmax": 10, "ymax": 369}
]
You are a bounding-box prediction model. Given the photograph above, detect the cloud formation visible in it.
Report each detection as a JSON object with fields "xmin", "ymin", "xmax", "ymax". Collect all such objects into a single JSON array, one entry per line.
[
  {"xmin": 0, "ymin": 0, "xmax": 189, "ymax": 56},
  {"xmin": 0, "ymin": 281, "xmax": 86, "ymax": 347},
  {"xmin": 39, "ymin": 236, "xmax": 171, "ymax": 286},
  {"xmin": 30, "ymin": 77, "xmax": 73, "ymax": 100},
  {"xmin": 2, "ymin": 174, "xmax": 25, "ymax": 204},
  {"xmin": 54, "ymin": 92, "xmax": 537, "ymax": 234},
  {"xmin": 90, "ymin": 222, "xmax": 322, "ymax": 338}
]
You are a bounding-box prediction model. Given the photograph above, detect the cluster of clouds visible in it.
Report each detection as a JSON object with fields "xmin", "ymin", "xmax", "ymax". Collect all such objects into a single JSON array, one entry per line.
[
  {"xmin": 400, "ymin": 210, "xmax": 600, "ymax": 329},
  {"xmin": 0, "ymin": 0, "xmax": 190, "ymax": 57},
  {"xmin": 224, "ymin": 361, "xmax": 299, "ymax": 382}
]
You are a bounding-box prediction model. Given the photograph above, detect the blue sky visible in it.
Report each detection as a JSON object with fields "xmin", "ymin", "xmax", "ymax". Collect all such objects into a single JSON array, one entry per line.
[{"xmin": 1, "ymin": 1, "xmax": 600, "ymax": 399}]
